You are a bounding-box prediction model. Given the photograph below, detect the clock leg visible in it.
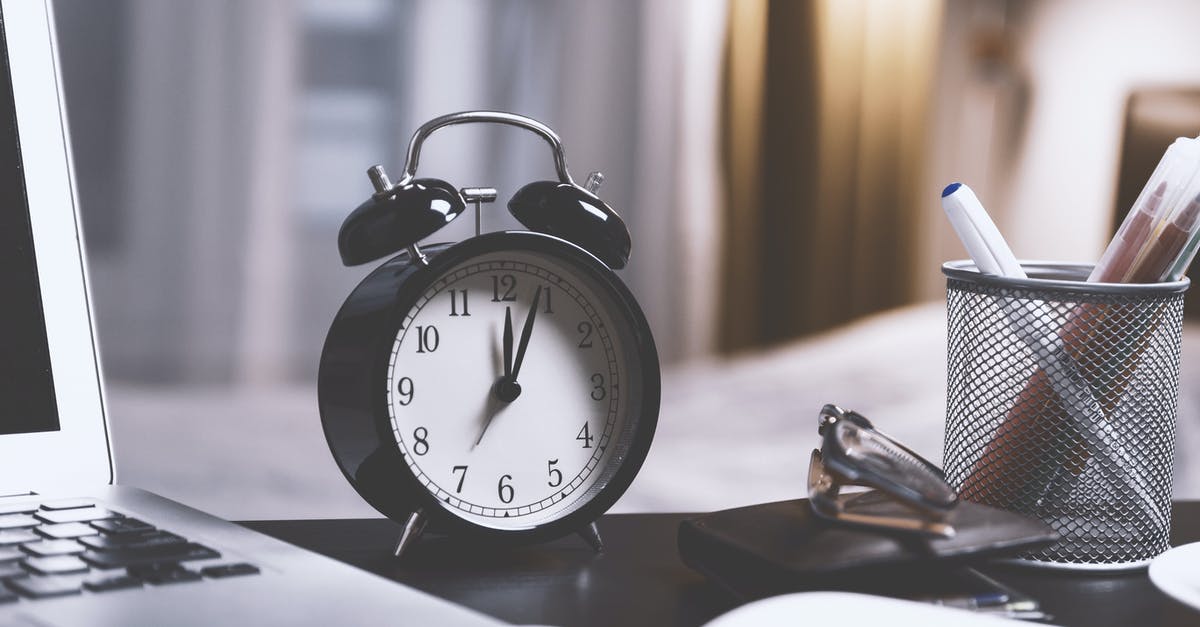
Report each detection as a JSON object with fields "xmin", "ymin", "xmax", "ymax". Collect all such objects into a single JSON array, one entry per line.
[
  {"xmin": 578, "ymin": 522, "xmax": 604, "ymax": 553},
  {"xmin": 393, "ymin": 510, "xmax": 427, "ymax": 559}
]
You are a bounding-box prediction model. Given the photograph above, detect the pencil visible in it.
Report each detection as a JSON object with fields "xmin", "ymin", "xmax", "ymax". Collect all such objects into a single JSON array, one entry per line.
[
  {"xmin": 1091, "ymin": 181, "xmax": 1167, "ymax": 283},
  {"xmin": 1127, "ymin": 192, "xmax": 1200, "ymax": 283}
]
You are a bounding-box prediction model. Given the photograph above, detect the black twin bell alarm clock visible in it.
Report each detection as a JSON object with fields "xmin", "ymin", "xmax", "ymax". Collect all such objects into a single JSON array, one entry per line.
[{"xmin": 318, "ymin": 111, "xmax": 661, "ymax": 557}]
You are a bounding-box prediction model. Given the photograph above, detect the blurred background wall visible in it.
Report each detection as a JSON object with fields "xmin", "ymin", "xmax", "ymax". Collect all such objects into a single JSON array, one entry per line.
[
  {"xmin": 60, "ymin": 0, "xmax": 1200, "ymax": 380},
  {"xmin": 45, "ymin": 0, "xmax": 1200, "ymax": 517},
  {"xmin": 919, "ymin": 0, "xmax": 1200, "ymax": 297}
]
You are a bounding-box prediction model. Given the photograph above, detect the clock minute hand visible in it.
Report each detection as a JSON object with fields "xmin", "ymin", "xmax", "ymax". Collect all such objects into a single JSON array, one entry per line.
[{"xmin": 510, "ymin": 286, "xmax": 543, "ymax": 381}]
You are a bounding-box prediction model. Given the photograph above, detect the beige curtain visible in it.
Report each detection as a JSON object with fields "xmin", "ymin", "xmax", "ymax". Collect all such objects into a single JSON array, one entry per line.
[{"xmin": 719, "ymin": 0, "xmax": 943, "ymax": 352}]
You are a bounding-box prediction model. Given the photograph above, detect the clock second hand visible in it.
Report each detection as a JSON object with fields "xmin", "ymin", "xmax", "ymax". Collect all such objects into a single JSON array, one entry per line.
[
  {"xmin": 474, "ymin": 395, "xmax": 506, "ymax": 448},
  {"xmin": 477, "ymin": 287, "xmax": 543, "ymax": 446},
  {"xmin": 475, "ymin": 308, "xmax": 514, "ymax": 447}
]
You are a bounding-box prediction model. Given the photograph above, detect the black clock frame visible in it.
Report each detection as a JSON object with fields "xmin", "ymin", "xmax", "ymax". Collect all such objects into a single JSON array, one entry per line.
[{"xmin": 318, "ymin": 230, "xmax": 660, "ymax": 547}]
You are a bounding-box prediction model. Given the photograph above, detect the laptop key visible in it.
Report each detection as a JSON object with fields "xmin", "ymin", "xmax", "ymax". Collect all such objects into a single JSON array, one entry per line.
[
  {"xmin": 79, "ymin": 531, "xmax": 185, "ymax": 552},
  {"xmin": 0, "ymin": 503, "xmax": 38, "ymax": 516},
  {"xmin": 0, "ymin": 583, "xmax": 16, "ymax": 604},
  {"xmin": 0, "ymin": 562, "xmax": 28, "ymax": 580},
  {"xmin": 35, "ymin": 507, "xmax": 119, "ymax": 525},
  {"xmin": 21, "ymin": 539, "xmax": 85, "ymax": 557},
  {"xmin": 84, "ymin": 573, "xmax": 143, "ymax": 593},
  {"xmin": 81, "ymin": 543, "xmax": 219, "ymax": 569},
  {"xmin": 201, "ymin": 563, "xmax": 260, "ymax": 579},
  {"xmin": 39, "ymin": 499, "xmax": 96, "ymax": 511},
  {"xmin": 23, "ymin": 555, "xmax": 89, "ymax": 575},
  {"xmin": 0, "ymin": 515, "xmax": 38, "ymax": 530},
  {"xmin": 0, "ymin": 546, "xmax": 22, "ymax": 562},
  {"xmin": 0, "ymin": 529, "xmax": 40, "ymax": 546},
  {"xmin": 7, "ymin": 575, "xmax": 83, "ymax": 599},
  {"xmin": 91, "ymin": 517, "xmax": 154, "ymax": 535},
  {"xmin": 37, "ymin": 523, "xmax": 98, "ymax": 539},
  {"xmin": 128, "ymin": 562, "xmax": 202, "ymax": 585}
]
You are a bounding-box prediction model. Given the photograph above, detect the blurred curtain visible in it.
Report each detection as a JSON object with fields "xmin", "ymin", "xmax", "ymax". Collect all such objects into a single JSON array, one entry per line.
[
  {"xmin": 58, "ymin": 0, "xmax": 728, "ymax": 384},
  {"xmin": 719, "ymin": 0, "xmax": 943, "ymax": 351},
  {"xmin": 71, "ymin": 0, "xmax": 297, "ymax": 382}
]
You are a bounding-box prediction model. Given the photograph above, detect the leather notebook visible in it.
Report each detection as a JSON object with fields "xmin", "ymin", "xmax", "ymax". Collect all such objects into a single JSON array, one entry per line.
[{"xmin": 678, "ymin": 497, "xmax": 1057, "ymax": 600}]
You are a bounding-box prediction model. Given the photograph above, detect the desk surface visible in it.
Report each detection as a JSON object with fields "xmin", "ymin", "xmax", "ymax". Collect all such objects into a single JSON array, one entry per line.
[{"xmin": 242, "ymin": 502, "xmax": 1200, "ymax": 627}]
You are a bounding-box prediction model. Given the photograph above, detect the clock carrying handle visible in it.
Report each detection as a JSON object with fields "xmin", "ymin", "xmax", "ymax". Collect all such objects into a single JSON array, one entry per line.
[
  {"xmin": 393, "ymin": 110, "xmax": 632, "ymax": 269},
  {"xmin": 340, "ymin": 110, "xmax": 632, "ymax": 270},
  {"xmin": 397, "ymin": 111, "xmax": 576, "ymax": 187}
]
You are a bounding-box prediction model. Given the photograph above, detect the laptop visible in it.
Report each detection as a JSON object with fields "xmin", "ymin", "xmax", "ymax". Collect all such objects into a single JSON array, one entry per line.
[{"xmin": 0, "ymin": 2, "xmax": 501, "ymax": 625}]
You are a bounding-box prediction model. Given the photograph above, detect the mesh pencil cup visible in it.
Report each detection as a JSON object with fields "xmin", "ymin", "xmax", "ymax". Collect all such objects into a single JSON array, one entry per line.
[{"xmin": 941, "ymin": 261, "xmax": 1188, "ymax": 570}]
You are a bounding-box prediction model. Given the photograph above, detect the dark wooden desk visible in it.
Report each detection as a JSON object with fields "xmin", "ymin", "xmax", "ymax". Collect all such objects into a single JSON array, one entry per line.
[{"xmin": 242, "ymin": 502, "xmax": 1200, "ymax": 627}]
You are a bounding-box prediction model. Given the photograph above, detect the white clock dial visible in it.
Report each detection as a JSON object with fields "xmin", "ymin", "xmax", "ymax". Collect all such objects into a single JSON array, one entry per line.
[{"xmin": 386, "ymin": 250, "xmax": 632, "ymax": 530}]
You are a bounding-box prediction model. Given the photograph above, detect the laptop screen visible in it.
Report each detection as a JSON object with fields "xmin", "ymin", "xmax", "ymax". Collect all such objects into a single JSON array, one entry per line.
[{"xmin": 0, "ymin": 9, "xmax": 60, "ymax": 436}]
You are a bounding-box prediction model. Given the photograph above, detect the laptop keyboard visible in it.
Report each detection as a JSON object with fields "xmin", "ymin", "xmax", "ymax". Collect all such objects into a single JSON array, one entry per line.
[{"xmin": 0, "ymin": 499, "xmax": 258, "ymax": 604}]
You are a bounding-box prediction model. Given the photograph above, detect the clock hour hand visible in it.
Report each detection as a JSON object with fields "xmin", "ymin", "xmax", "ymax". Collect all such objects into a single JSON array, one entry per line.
[
  {"xmin": 503, "ymin": 305, "xmax": 514, "ymax": 378},
  {"xmin": 493, "ymin": 286, "xmax": 541, "ymax": 404},
  {"xmin": 493, "ymin": 306, "xmax": 522, "ymax": 404}
]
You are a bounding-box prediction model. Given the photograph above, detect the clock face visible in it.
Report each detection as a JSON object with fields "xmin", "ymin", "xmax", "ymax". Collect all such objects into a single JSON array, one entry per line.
[{"xmin": 385, "ymin": 249, "xmax": 640, "ymax": 530}]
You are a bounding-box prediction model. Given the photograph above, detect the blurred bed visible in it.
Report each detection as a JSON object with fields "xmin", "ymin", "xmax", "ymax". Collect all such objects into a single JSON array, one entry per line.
[
  {"xmin": 624, "ymin": 302, "xmax": 1200, "ymax": 512},
  {"xmin": 105, "ymin": 302, "xmax": 1200, "ymax": 521}
]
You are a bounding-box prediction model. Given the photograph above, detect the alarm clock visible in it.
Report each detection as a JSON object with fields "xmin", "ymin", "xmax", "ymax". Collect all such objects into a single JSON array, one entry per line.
[{"xmin": 318, "ymin": 111, "xmax": 660, "ymax": 558}]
